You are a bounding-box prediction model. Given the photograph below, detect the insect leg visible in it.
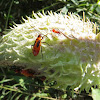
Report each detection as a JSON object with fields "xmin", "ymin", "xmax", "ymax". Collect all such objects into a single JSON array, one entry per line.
[
  {"xmin": 41, "ymin": 42, "xmax": 50, "ymax": 46},
  {"xmin": 40, "ymin": 45, "xmax": 43, "ymax": 60}
]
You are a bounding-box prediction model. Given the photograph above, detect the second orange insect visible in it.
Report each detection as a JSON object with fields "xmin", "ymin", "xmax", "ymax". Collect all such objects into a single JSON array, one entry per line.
[{"xmin": 32, "ymin": 34, "xmax": 43, "ymax": 56}]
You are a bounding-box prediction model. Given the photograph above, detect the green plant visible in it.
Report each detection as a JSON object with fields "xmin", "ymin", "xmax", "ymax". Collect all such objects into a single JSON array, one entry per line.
[
  {"xmin": 0, "ymin": 11, "xmax": 100, "ymax": 95},
  {"xmin": 0, "ymin": 68, "xmax": 68, "ymax": 100}
]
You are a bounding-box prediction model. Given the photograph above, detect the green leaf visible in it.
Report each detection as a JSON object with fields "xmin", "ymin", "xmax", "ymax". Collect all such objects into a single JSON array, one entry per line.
[
  {"xmin": 76, "ymin": 8, "xmax": 87, "ymax": 12},
  {"xmin": 61, "ymin": 6, "xmax": 68, "ymax": 14},
  {"xmin": 15, "ymin": 94, "xmax": 23, "ymax": 100},
  {"xmin": 19, "ymin": 78, "xmax": 27, "ymax": 90},
  {"xmin": 30, "ymin": 96, "xmax": 36, "ymax": 100},
  {"xmin": 71, "ymin": 0, "xmax": 79, "ymax": 5},
  {"xmin": 10, "ymin": 92, "xmax": 18, "ymax": 100},
  {"xmin": 62, "ymin": 94, "xmax": 67, "ymax": 99},
  {"xmin": 0, "ymin": 79, "xmax": 13, "ymax": 84},
  {"xmin": 25, "ymin": 96, "xmax": 30, "ymax": 100},
  {"xmin": 92, "ymin": 88, "xmax": 100, "ymax": 100},
  {"xmin": 96, "ymin": 6, "xmax": 100, "ymax": 14},
  {"xmin": 35, "ymin": 93, "xmax": 48, "ymax": 97}
]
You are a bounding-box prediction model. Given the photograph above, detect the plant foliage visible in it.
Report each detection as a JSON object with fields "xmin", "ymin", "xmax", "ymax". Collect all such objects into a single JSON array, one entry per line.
[
  {"xmin": 0, "ymin": 0, "xmax": 100, "ymax": 33},
  {"xmin": 0, "ymin": 67, "xmax": 93, "ymax": 100}
]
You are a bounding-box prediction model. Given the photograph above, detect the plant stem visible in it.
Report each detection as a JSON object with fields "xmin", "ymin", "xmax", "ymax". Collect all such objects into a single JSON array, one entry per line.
[{"xmin": 5, "ymin": 0, "xmax": 14, "ymax": 30}]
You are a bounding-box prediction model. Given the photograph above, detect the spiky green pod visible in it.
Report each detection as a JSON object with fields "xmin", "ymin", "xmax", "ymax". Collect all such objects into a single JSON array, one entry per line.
[{"xmin": 0, "ymin": 11, "xmax": 100, "ymax": 92}]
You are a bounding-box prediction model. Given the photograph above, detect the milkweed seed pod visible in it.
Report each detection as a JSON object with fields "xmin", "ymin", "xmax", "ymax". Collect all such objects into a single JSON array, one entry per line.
[{"xmin": 0, "ymin": 11, "xmax": 100, "ymax": 92}]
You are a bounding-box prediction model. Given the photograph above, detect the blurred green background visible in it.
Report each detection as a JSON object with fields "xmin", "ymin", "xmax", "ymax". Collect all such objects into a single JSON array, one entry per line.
[{"xmin": 0, "ymin": 0, "xmax": 100, "ymax": 34}]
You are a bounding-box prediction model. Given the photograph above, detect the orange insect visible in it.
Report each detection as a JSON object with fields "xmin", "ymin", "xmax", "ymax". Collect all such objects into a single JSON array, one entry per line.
[
  {"xmin": 52, "ymin": 29, "xmax": 72, "ymax": 40},
  {"xmin": 15, "ymin": 68, "xmax": 46, "ymax": 81},
  {"xmin": 52, "ymin": 29, "xmax": 61, "ymax": 34},
  {"xmin": 21, "ymin": 69, "xmax": 34, "ymax": 77},
  {"xmin": 32, "ymin": 34, "xmax": 43, "ymax": 56}
]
